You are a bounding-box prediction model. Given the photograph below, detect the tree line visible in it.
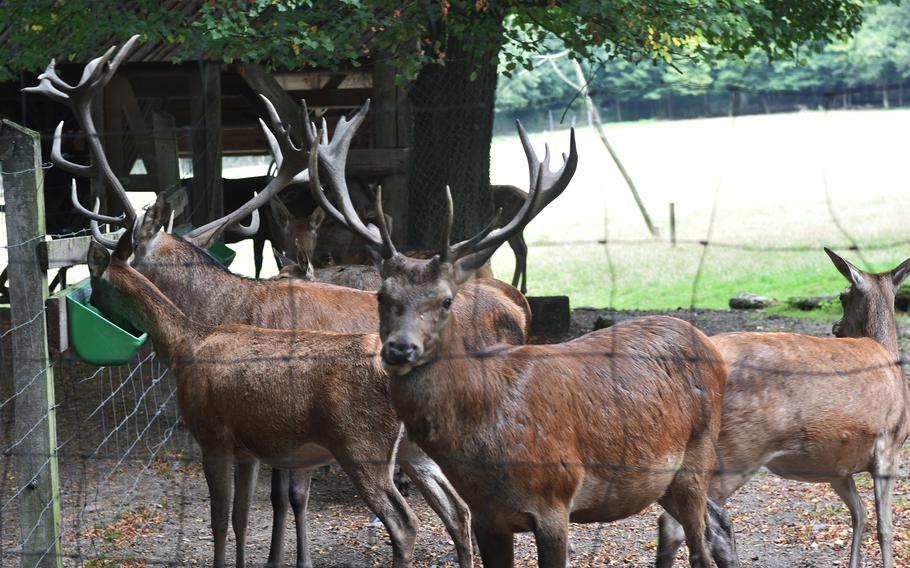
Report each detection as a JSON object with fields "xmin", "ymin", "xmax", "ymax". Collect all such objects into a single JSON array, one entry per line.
[{"xmin": 497, "ymin": 1, "xmax": 910, "ymax": 124}]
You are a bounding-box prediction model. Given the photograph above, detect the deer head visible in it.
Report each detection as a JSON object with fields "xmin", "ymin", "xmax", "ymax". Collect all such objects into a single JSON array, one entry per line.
[
  {"xmin": 309, "ymin": 117, "xmax": 576, "ymax": 375},
  {"xmin": 826, "ymin": 247, "xmax": 910, "ymax": 357}
]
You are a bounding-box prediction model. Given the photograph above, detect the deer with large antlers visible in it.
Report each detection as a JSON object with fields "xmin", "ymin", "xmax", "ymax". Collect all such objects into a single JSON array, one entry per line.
[
  {"xmin": 30, "ymin": 37, "xmax": 532, "ymax": 568},
  {"xmin": 657, "ymin": 248, "xmax": 910, "ymax": 568},
  {"xmin": 309, "ymin": 119, "xmax": 739, "ymax": 567},
  {"xmin": 87, "ymin": 234, "xmax": 474, "ymax": 568}
]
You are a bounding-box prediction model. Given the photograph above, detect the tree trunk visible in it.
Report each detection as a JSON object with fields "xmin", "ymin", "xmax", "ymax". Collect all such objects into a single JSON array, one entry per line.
[
  {"xmin": 882, "ymin": 79, "xmax": 890, "ymax": 108},
  {"xmin": 615, "ymin": 97, "xmax": 622, "ymax": 122},
  {"xmin": 406, "ymin": 25, "xmax": 502, "ymax": 248}
]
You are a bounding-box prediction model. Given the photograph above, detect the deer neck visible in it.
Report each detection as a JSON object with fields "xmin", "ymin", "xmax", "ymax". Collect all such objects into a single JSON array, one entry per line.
[
  {"xmin": 109, "ymin": 266, "xmax": 206, "ymax": 360},
  {"xmin": 391, "ymin": 312, "xmax": 504, "ymax": 452},
  {"xmin": 867, "ymin": 317, "xmax": 900, "ymax": 361}
]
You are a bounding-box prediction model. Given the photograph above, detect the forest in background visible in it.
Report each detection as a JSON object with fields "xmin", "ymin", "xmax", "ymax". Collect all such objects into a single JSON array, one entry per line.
[{"xmin": 496, "ymin": 0, "xmax": 910, "ymax": 128}]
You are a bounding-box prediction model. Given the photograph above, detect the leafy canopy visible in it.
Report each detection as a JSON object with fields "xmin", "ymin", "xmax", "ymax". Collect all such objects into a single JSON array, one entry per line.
[{"xmin": 0, "ymin": 0, "xmax": 871, "ymax": 82}]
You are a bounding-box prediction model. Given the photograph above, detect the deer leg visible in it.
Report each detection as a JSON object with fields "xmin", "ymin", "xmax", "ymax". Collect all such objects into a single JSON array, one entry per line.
[
  {"xmin": 202, "ymin": 452, "xmax": 234, "ymax": 568},
  {"xmin": 508, "ymin": 235, "xmax": 528, "ymax": 294},
  {"xmin": 830, "ymin": 476, "xmax": 867, "ymax": 568},
  {"xmin": 253, "ymin": 234, "xmax": 265, "ymax": 279},
  {"xmin": 474, "ymin": 526, "xmax": 514, "ymax": 568},
  {"xmin": 233, "ymin": 457, "xmax": 259, "ymax": 568},
  {"xmin": 533, "ymin": 511, "xmax": 570, "ymax": 568},
  {"xmin": 659, "ymin": 445, "xmax": 714, "ymax": 568},
  {"xmin": 289, "ymin": 468, "xmax": 314, "ymax": 568},
  {"xmin": 397, "ymin": 441, "xmax": 473, "ymax": 568},
  {"xmin": 266, "ymin": 468, "xmax": 291, "ymax": 568},
  {"xmin": 873, "ymin": 448, "xmax": 897, "ymax": 568},
  {"xmin": 705, "ymin": 499, "xmax": 738, "ymax": 568},
  {"xmin": 656, "ymin": 513, "xmax": 685, "ymax": 568},
  {"xmin": 336, "ymin": 458, "xmax": 417, "ymax": 568}
]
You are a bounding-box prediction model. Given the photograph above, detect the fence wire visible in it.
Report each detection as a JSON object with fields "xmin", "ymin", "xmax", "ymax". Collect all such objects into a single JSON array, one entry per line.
[{"xmin": 1, "ymin": 104, "xmax": 910, "ymax": 568}]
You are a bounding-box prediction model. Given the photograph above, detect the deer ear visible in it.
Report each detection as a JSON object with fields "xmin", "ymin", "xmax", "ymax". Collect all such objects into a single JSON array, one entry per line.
[
  {"xmin": 272, "ymin": 246, "xmax": 294, "ymax": 269},
  {"xmin": 137, "ymin": 193, "xmax": 172, "ymax": 243},
  {"xmin": 112, "ymin": 229, "xmax": 133, "ymax": 262},
  {"xmin": 891, "ymin": 256, "xmax": 910, "ymax": 288},
  {"xmin": 310, "ymin": 206, "xmax": 326, "ymax": 229},
  {"xmin": 88, "ymin": 240, "xmax": 112, "ymax": 279},
  {"xmin": 452, "ymin": 249, "xmax": 495, "ymax": 285},
  {"xmin": 825, "ymin": 247, "xmax": 867, "ymax": 289}
]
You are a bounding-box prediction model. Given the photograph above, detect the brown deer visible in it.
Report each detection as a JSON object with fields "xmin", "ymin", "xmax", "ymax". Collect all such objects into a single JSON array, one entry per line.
[
  {"xmin": 87, "ymin": 235, "xmax": 475, "ymax": 568},
  {"xmin": 309, "ymin": 120, "xmax": 739, "ymax": 568},
  {"xmin": 656, "ymin": 248, "xmax": 910, "ymax": 568},
  {"xmin": 31, "ymin": 38, "xmax": 530, "ymax": 568}
]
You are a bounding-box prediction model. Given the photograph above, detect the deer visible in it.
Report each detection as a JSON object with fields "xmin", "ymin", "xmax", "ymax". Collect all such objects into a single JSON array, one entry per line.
[
  {"xmin": 86, "ymin": 234, "xmax": 475, "ymax": 568},
  {"xmin": 656, "ymin": 248, "xmax": 910, "ymax": 568},
  {"xmin": 308, "ymin": 117, "xmax": 739, "ymax": 568},
  {"xmin": 28, "ymin": 36, "xmax": 531, "ymax": 568}
]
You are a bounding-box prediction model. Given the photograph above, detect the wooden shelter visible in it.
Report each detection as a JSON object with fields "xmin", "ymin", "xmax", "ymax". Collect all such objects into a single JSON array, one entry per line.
[{"xmin": 0, "ymin": 49, "xmax": 413, "ymax": 243}]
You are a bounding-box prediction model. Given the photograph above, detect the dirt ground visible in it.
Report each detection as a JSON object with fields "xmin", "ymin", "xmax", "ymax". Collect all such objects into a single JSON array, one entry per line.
[{"xmin": 3, "ymin": 307, "xmax": 910, "ymax": 567}]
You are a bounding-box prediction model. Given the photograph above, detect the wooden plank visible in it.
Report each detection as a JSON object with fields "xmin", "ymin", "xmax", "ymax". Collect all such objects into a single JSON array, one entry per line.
[
  {"xmin": 152, "ymin": 111, "xmax": 180, "ymax": 193},
  {"xmin": 108, "ymin": 75, "xmax": 159, "ymax": 187},
  {"xmin": 190, "ymin": 62, "xmax": 224, "ymax": 227},
  {"xmin": 38, "ymin": 232, "xmax": 122, "ymax": 270},
  {"xmin": 0, "ymin": 119, "xmax": 63, "ymax": 568},
  {"xmin": 273, "ymin": 69, "xmax": 372, "ymax": 91}
]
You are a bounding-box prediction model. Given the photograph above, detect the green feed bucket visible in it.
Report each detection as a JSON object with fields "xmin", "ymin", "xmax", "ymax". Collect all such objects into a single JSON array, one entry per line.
[
  {"xmin": 66, "ymin": 281, "xmax": 147, "ymax": 366},
  {"xmin": 173, "ymin": 223, "xmax": 236, "ymax": 267}
]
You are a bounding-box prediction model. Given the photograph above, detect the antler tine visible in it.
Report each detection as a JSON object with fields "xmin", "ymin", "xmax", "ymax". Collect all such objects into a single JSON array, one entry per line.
[
  {"xmin": 184, "ymin": 95, "xmax": 309, "ymax": 248},
  {"xmin": 51, "ymin": 122, "xmax": 91, "ymax": 177},
  {"xmin": 439, "ymin": 186, "xmax": 455, "ymax": 262},
  {"xmin": 90, "ymin": 199, "xmax": 126, "ymax": 249},
  {"xmin": 70, "ymin": 180, "xmax": 126, "ymax": 225},
  {"xmin": 516, "ymin": 120, "xmax": 540, "ymax": 193},
  {"xmin": 25, "ymin": 36, "xmax": 141, "ymax": 227},
  {"xmin": 308, "ymin": 138, "xmax": 384, "ymax": 249},
  {"xmin": 301, "ymin": 99, "xmax": 317, "ymax": 148},
  {"xmin": 372, "ymin": 185, "xmax": 396, "ymax": 257}
]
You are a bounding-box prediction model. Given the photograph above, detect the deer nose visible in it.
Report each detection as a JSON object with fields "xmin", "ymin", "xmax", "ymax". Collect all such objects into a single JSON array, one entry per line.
[{"xmin": 384, "ymin": 341, "xmax": 419, "ymax": 365}]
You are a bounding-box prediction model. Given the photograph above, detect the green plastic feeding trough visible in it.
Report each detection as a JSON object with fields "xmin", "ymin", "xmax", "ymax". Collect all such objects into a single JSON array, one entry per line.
[
  {"xmin": 173, "ymin": 223, "xmax": 237, "ymax": 267},
  {"xmin": 66, "ymin": 281, "xmax": 148, "ymax": 366}
]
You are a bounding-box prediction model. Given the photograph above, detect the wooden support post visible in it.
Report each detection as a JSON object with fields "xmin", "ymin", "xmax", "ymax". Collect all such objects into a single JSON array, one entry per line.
[
  {"xmin": 191, "ymin": 62, "xmax": 223, "ymax": 228},
  {"xmin": 1, "ymin": 120, "xmax": 63, "ymax": 568},
  {"xmin": 372, "ymin": 56, "xmax": 410, "ymax": 246},
  {"xmin": 237, "ymin": 63, "xmax": 303, "ymax": 146},
  {"xmin": 669, "ymin": 202, "xmax": 676, "ymax": 247},
  {"xmin": 152, "ymin": 111, "xmax": 180, "ymax": 193}
]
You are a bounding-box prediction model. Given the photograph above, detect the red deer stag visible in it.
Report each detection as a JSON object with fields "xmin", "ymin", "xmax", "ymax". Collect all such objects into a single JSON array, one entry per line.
[
  {"xmin": 656, "ymin": 248, "xmax": 910, "ymax": 568},
  {"xmin": 30, "ymin": 38, "xmax": 530, "ymax": 568},
  {"xmin": 309, "ymin": 121, "xmax": 739, "ymax": 568},
  {"xmin": 87, "ymin": 235, "xmax": 473, "ymax": 568}
]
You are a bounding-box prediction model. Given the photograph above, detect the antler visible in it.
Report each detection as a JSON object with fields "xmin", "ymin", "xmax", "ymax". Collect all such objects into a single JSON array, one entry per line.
[
  {"xmin": 182, "ymin": 94, "xmax": 312, "ymax": 249},
  {"xmin": 441, "ymin": 125, "xmax": 577, "ymax": 264},
  {"xmin": 516, "ymin": 120, "xmax": 578, "ymax": 217},
  {"xmin": 305, "ymin": 100, "xmax": 396, "ymax": 256},
  {"xmin": 24, "ymin": 35, "xmax": 141, "ymax": 228}
]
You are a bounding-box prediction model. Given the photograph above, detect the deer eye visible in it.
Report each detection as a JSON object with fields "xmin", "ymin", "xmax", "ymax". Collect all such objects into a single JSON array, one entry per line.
[{"xmin": 442, "ymin": 297, "xmax": 453, "ymax": 310}]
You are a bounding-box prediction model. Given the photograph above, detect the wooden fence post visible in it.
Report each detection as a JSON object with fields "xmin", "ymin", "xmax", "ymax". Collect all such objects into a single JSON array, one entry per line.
[{"xmin": 1, "ymin": 119, "xmax": 63, "ymax": 568}]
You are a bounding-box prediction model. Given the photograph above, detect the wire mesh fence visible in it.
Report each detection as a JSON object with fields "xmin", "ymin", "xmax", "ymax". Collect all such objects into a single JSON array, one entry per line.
[{"xmin": 1, "ymin": 88, "xmax": 910, "ymax": 568}]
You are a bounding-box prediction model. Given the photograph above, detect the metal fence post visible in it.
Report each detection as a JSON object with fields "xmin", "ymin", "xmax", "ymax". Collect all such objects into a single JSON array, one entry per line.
[{"xmin": 1, "ymin": 120, "xmax": 63, "ymax": 568}]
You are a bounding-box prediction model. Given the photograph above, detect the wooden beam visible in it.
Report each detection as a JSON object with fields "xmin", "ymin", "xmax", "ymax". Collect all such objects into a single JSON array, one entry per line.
[
  {"xmin": 108, "ymin": 75, "xmax": 159, "ymax": 187},
  {"xmin": 0, "ymin": 119, "xmax": 63, "ymax": 568},
  {"xmin": 152, "ymin": 110, "xmax": 180, "ymax": 193},
  {"xmin": 347, "ymin": 148, "xmax": 410, "ymax": 177},
  {"xmin": 190, "ymin": 62, "xmax": 223, "ymax": 227},
  {"xmin": 236, "ymin": 63, "xmax": 303, "ymax": 145}
]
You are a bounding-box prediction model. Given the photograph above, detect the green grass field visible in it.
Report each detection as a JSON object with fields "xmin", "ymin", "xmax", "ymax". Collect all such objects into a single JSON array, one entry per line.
[{"xmin": 487, "ymin": 109, "xmax": 910, "ymax": 309}]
